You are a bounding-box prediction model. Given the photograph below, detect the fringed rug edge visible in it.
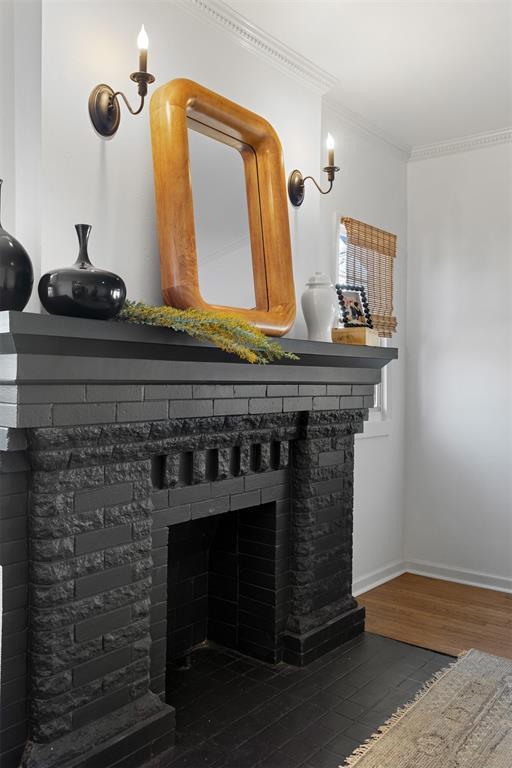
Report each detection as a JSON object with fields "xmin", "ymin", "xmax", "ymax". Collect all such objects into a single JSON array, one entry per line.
[{"xmin": 340, "ymin": 648, "xmax": 472, "ymax": 767}]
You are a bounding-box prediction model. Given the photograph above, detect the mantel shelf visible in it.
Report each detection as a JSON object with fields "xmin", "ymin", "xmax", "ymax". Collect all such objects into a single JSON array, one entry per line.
[{"xmin": 0, "ymin": 311, "xmax": 397, "ymax": 388}]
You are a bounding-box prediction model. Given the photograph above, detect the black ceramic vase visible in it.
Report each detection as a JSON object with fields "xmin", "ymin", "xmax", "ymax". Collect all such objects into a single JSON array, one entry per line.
[
  {"xmin": 0, "ymin": 179, "xmax": 34, "ymax": 311},
  {"xmin": 38, "ymin": 224, "xmax": 126, "ymax": 320}
]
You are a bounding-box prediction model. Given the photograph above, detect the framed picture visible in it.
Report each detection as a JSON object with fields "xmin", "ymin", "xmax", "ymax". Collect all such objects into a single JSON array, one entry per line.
[{"xmin": 335, "ymin": 284, "xmax": 373, "ymax": 328}]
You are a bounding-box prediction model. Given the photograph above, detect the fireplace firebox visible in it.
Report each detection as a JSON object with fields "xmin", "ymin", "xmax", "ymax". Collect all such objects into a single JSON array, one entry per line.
[{"xmin": 0, "ymin": 312, "xmax": 397, "ymax": 768}]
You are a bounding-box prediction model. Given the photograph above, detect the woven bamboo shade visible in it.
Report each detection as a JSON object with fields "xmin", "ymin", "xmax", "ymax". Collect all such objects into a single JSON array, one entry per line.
[{"xmin": 341, "ymin": 217, "xmax": 397, "ymax": 338}]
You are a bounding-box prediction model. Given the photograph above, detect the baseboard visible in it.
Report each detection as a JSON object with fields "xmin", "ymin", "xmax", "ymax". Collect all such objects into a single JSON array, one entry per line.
[
  {"xmin": 405, "ymin": 560, "xmax": 512, "ymax": 594},
  {"xmin": 353, "ymin": 559, "xmax": 512, "ymax": 596},
  {"xmin": 353, "ymin": 561, "xmax": 406, "ymax": 596}
]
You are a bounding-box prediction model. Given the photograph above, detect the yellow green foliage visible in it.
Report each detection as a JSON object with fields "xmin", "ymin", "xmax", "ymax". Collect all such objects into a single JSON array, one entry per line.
[{"xmin": 118, "ymin": 300, "xmax": 298, "ymax": 365}]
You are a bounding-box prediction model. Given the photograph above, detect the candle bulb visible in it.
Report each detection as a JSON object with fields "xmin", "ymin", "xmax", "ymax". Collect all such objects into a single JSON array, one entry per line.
[
  {"xmin": 326, "ymin": 133, "xmax": 335, "ymax": 167},
  {"xmin": 137, "ymin": 24, "xmax": 149, "ymax": 73}
]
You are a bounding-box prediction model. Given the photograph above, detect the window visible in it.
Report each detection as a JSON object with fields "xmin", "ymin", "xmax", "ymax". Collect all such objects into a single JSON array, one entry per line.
[{"xmin": 336, "ymin": 218, "xmax": 397, "ymax": 419}]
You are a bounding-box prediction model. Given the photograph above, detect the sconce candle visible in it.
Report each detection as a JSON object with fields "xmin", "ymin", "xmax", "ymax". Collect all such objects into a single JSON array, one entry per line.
[
  {"xmin": 88, "ymin": 25, "xmax": 155, "ymax": 137},
  {"xmin": 327, "ymin": 133, "xmax": 335, "ymax": 168},
  {"xmin": 138, "ymin": 24, "xmax": 148, "ymax": 73}
]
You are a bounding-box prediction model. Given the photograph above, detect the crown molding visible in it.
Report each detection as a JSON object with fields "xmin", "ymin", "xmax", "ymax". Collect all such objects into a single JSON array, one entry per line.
[
  {"xmin": 410, "ymin": 128, "xmax": 512, "ymax": 161},
  {"xmin": 323, "ymin": 97, "xmax": 411, "ymax": 159},
  {"xmin": 177, "ymin": 0, "xmax": 338, "ymax": 93}
]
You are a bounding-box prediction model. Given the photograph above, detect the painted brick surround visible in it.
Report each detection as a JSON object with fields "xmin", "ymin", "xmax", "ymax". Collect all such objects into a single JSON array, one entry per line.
[{"xmin": 0, "ymin": 312, "xmax": 397, "ymax": 768}]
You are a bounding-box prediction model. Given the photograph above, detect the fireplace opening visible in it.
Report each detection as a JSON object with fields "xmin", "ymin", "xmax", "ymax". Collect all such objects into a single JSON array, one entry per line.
[{"xmin": 166, "ymin": 501, "xmax": 290, "ymax": 698}]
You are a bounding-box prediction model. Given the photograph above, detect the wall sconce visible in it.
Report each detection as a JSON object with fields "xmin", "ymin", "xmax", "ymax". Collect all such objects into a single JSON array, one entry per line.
[
  {"xmin": 288, "ymin": 134, "xmax": 340, "ymax": 206},
  {"xmin": 88, "ymin": 25, "xmax": 155, "ymax": 138}
]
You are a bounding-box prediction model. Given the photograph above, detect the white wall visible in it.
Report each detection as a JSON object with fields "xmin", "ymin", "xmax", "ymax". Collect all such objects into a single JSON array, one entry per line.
[
  {"xmin": 40, "ymin": 0, "xmax": 324, "ymax": 338},
  {"xmin": 0, "ymin": 0, "xmax": 15, "ymax": 228},
  {"xmin": 321, "ymin": 105, "xmax": 408, "ymax": 593},
  {"xmin": 0, "ymin": 0, "xmax": 41, "ymax": 309},
  {"xmin": 406, "ymin": 143, "xmax": 512, "ymax": 590}
]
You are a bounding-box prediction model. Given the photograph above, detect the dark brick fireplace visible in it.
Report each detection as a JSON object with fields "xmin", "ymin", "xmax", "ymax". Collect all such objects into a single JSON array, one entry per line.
[{"xmin": 0, "ymin": 312, "xmax": 396, "ymax": 768}]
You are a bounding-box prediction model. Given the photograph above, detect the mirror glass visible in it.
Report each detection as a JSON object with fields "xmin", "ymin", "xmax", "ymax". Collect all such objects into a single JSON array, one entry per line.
[{"xmin": 188, "ymin": 120, "xmax": 256, "ymax": 309}]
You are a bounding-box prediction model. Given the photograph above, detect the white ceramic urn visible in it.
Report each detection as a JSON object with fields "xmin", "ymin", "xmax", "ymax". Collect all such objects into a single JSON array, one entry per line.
[{"xmin": 301, "ymin": 272, "xmax": 338, "ymax": 342}]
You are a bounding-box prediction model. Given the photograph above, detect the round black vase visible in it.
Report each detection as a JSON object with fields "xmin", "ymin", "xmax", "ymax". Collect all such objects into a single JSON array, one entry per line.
[
  {"xmin": 0, "ymin": 179, "xmax": 34, "ymax": 311},
  {"xmin": 38, "ymin": 224, "xmax": 126, "ymax": 320}
]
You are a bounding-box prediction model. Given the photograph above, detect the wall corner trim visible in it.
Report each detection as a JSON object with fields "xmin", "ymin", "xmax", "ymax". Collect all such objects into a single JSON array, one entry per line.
[
  {"xmin": 409, "ymin": 128, "xmax": 512, "ymax": 161},
  {"xmin": 177, "ymin": 0, "xmax": 338, "ymax": 93},
  {"xmin": 353, "ymin": 561, "xmax": 406, "ymax": 596}
]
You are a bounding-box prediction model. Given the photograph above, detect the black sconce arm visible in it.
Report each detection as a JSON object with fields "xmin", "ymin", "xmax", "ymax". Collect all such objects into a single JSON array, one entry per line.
[
  {"xmin": 301, "ymin": 175, "xmax": 334, "ymax": 196},
  {"xmin": 288, "ymin": 165, "xmax": 340, "ymax": 207},
  {"xmin": 110, "ymin": 90, "xmax": 145, "ymax": 116}
]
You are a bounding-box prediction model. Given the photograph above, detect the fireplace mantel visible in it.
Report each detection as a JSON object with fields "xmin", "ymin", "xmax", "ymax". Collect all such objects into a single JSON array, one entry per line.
[
  {"xmin": 0, "ymin": 310, "xmax": 397, "ymax": 768},
  {"xmin": 0, "ymin": 310, "xmax": 396, "ymax": 390}
]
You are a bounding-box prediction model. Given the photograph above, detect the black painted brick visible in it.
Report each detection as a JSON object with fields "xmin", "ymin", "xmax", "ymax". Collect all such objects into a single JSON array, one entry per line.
[
  {"xmin": 352, "ymin": 385, "xmax": 375, "ymax": 395},
  {"xmin": 313, "ymin": 397, "xmax": 340, "ymax": 411},
  {"xmin": 267, "ymin": 385, "xmax": 298, "ymax": 397},
  {"xmin": 230, "ymin": 490, "xmax": 261, "ymax": 510},
  {"xmin": 0, "ymin": 539, "xmax": 27, "ymax": 565},
  {"xmin": 211, "ymin": 477, "xmax": 244, "ymax": 497},
  {"xmin": 0, "ymin": 515, "xmax": 26, "ymax": 540},
  {"xmin": 168, "ymin": 400, "xmax": 213, "ymax": 419},
  {"xmin": 0, "ymin": 473, "xmax": 29, "ymax": 495},
  {"xmin": 190, "ymin": 495, "xmax": 230, "ymax": 519},
  {"xmin": 2, "ymin": 584, "xmax": 26, "ymax": 612},
  {"xmin": 75, "ymin": 564, "xmax": 133, "ymax": 599},
  {"xmin": 339, "ymin": 396, "xmax": 364, "ymax": 409},
  {"xmin": 261, "ymin": 484, "xmax": 289, "ymax": 503},
  {"xmin": 75, "ymin": 524, "xmax": 132, "ymax": 555},
  {"xmin": 168, "ymin": 484, "xmax": 210, "ymax": 506},
  {"xmin": 152, "ymin": 504, "xmax": 191, "ymax": 529},
  {"xmin": 193, "ymin": 385, "xmax": 234, "ymax": 399},
  {"xmin": 117, "ymin": 401, "xmax": 168, "ymax": 423},
  {"xmin": 326, "ymin": 385, "xmax": 352, "ymax": 395},
  {"xmin": 213, "ymin": 399, "xmax": 249, "ymax": 416},
  {"xmin": 299, "ymin": 385, "xmax": 326, "ymax": 396},
  {"xmin": 75, "ymin": 607, "xmax": 132, "ymax": 642},
  {"xmin": 244, "ymin": 469, "xmax": 288, "ymax": 491},
  {"xmin": 2, "ymin": 562, "xmax": 28, "ymax": 589},
  {"xmin": 145, "ymin": 384, "xmax": 192, "ymax": 400},
  {"xmin": 249, "ymin": 398, "xmax": 282, "ymax": 414},
  {"xmin": 72, "ymin": 686, "xmax": 132, "ymax": 729},
  {"xmin": 0, "ymin": 492, "xmax": 27, "ymax": 519},
  {"xmin": 319, "ymin": 450, "xmax": 345, "ymax": 467},
  {"xmin": 233, "ymin": 385, "xmax": 267, "ymax": 398},
  {"xmin": 283, "ymin": 397, "xmax": 312, "ymax": 412},
  {"xmin": 53, "ymin": 403, "xmax": 116, "ymax": 426},
  {"xmin": 73, "ymin": 646, "xmax": 131, "ymax": 688},
  {"xmin": 86, "ymin": 385, "xmax": 143, "ymax": 402},
  {"xmin": 75, "ymin": 482, "xmax": 133, "ymax": 513}
]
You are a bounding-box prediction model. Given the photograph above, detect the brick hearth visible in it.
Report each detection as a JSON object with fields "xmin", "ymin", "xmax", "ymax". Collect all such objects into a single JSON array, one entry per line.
[{"xmin": 0, "ymin": 311, "xmax": 396, "ymax": 768}]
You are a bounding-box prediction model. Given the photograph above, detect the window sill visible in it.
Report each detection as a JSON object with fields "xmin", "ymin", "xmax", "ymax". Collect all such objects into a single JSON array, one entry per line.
[{"xmin": 356, "ymin": 417, "xmax": 391, "ymax": 439}]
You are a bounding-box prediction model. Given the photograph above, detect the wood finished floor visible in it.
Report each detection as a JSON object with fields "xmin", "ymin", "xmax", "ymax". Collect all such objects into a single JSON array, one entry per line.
[{"xmin": 358, "ymin": 572, "xmax": 512, "ymax": 659}]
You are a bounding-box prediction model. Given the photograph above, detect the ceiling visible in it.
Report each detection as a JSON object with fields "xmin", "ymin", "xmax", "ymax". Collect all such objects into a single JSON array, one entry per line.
[{"xmin": 225, "ymin": 1, "xmax": 512, "ymax": 148}]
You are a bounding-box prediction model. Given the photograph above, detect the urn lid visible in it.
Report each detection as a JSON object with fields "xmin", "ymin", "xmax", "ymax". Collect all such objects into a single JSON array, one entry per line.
[{"xmin": 305, "ymin": 272, "xmax": 333, "ymax": 288}]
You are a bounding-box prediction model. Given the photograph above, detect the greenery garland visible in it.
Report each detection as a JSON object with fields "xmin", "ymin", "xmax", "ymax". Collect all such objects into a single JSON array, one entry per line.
[{"xmin": 118, "ymin": 300, "xmax": 298, "ymax": 365}]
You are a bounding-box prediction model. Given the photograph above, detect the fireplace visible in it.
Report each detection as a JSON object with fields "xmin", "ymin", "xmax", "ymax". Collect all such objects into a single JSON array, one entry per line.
[
  {"xmin": 0, "ymin": 311, "xmax": 396, "ymax": 768},
  {"xmin": 166, "ymin": 503, "xmax": 288, "ymax": 670}
]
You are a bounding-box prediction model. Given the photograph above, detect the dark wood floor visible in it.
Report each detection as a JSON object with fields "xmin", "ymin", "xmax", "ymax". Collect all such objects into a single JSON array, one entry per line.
[
  {"xmin": 358, "ymin": 572, "xmax": 512, "ymax": 659},
  {"xmin": 164, "ymin": 634, "xmax": 450, "ymax": 768}
]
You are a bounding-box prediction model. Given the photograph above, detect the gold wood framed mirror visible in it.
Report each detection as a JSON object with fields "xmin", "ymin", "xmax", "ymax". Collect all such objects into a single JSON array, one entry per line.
[{"xmin": 150, "ymin": 78, "xmax": 296, "ymax": 336}]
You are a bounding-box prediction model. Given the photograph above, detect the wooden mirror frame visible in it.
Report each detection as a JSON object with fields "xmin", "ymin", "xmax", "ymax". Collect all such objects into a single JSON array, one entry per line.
[{"xmin": 150, "ymin": 79, "xmax": 296, "ymax": 336}]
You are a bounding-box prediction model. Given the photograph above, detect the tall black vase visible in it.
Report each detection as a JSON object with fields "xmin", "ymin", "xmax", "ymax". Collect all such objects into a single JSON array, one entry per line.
[
  {"xmin": 0, "ymin": 179, "xmax": 34, "ymax": 311},
  {"xmin": 38, "ymin": 224, "xmax": 126, "ymax": 320}
]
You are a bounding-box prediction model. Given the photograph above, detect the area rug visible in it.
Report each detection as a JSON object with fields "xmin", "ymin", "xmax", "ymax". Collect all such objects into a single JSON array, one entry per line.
[{"xmin": 343, "ymin": 649, "xmax": 512, "ymax": 767}]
